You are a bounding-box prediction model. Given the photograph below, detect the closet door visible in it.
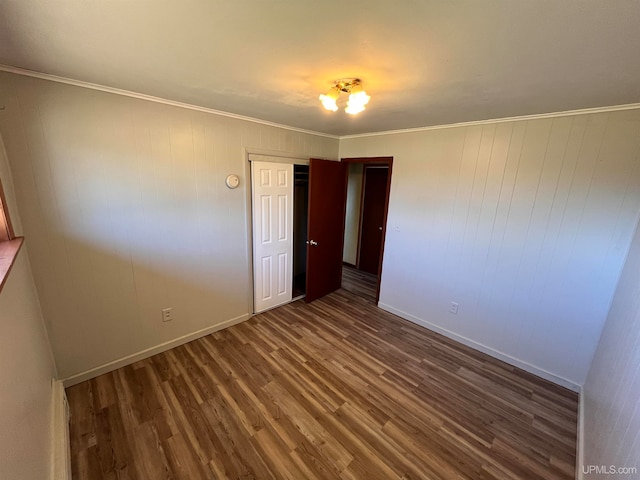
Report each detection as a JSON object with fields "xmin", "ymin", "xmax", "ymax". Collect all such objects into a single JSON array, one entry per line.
[{"xmin": 252, "ymin": 162, "xmax": 293, "ymax": 313}]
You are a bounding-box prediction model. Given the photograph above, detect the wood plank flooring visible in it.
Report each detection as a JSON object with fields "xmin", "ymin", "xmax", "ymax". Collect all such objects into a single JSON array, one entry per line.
[
  {"xmin": 67, "ymin": 289, "xmax": 578, "ymax": 480},
  {"xmin": 341, "ymin": 265, "xmax": 377, "ymax": 303}
]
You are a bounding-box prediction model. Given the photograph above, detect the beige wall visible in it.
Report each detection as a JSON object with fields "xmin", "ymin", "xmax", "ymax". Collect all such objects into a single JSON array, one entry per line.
[
  {"xmin": 0, "ymin": 71, "xmax": 339, "ymax": 380},
  {"xmin": 581, "ymin": 215, "xmax": 640, "ymax": 478},
  {"xmin": 341, "ymin": 110, "xmax": 640, "ymax": 387},
  {"xmin": 343, "ymin": 163, "xmax": 363, "ymax": 265},
  {"xmin": 0, "ymin": 135, "xmax": 56, "ymax": 480},
  {"xmin": 0, "ymin": 249, "xmax": 55, "ymax": 480},
  {"xmin": 3, "ymin": 65, "xmax": 640, "ymax": 393}
]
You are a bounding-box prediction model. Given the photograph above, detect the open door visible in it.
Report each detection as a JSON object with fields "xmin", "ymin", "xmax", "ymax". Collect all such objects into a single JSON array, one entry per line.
[
  {"xmin": 358, "ymin": 166, "xmax": 389, "ymax": 275},
  {"xmin": 305, "ymin": 158, "xmax": 347, "ymax": 303}
]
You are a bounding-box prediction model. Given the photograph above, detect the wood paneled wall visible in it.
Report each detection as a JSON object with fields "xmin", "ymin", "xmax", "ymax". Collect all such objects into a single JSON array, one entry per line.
[
  {"xmin": 0, "ymin": 134, "xmax": 56, "ymax": 480},
  {"xmin": 0, "ymin": 71, "xmax": 339, "ymax": 380},
  {"xmin": 582, "ymin": 217, "xmax": 640, "ymax": 478},
  {"xmin": 340, "ymin": 110, "xmax": 640, "ymax": 386}
]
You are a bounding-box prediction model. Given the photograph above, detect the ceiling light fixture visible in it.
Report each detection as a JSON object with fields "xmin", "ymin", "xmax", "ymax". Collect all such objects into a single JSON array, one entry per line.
[{"xmin": 319, "ymin": 78, "xmax": 370, "ymax": 115}]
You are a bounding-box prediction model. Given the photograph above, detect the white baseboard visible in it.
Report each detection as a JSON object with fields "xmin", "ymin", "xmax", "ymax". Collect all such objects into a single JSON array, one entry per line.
[
  {"xmin": 51, "ymin": 380, "xmax": 71, "ymax": 480},
  {"xmin": 378, "ymin": 303, "xmax": 581, "ymax": 392},
  {"xmin": 576, "ymin": 386, "xmax": 585, "ymax": 479},
  {"xmin": 62, "ymin": 313, "xmax": 251, "ymax": 387}
]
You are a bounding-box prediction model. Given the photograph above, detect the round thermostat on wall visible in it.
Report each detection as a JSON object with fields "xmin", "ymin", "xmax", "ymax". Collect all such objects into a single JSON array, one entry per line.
[{"xmin": 225, "ymin": 174, "xmax": 240, "ymax": 189}]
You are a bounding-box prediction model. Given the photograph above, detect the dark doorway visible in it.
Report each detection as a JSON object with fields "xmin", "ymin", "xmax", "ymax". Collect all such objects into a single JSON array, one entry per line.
[
  {"xmin": 292, "ymin": 164, "xmax": 309, "ymax": 298},
  {"xmin": 358, "ymin": 166, "xmax": 389, "ymax": 275}
]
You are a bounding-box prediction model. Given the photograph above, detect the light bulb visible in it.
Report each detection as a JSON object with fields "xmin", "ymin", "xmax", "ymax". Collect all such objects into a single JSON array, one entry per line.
[
  {"xmin": 319, "ymin": 93, "xmax": 338, "ymax": 112},
  {"xmin": 345, "ymin": 103, "xmax": 366, "ymax": 115},
  {"xmin": 319, "ymin": 87, "xmax": 340, "ymax": 112},
  {"xmin": 346, "ymin": 90, "xmax": 370, "ymax": 114},
  {"xmin": 349, "ymin": 91, "xmax": 370, "ymax": 106}
]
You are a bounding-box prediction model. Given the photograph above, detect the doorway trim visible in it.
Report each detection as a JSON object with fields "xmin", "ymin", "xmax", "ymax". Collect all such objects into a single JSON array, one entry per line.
[
  {"xmin": 342, "ymin": 156, "xmax": 393, "ymax": 303},
  {"xmin": 246, "ymin": 149, "xmax": 336, "ymax": 313},
  {"xmin": 244, "ymin": 150, "xmax": 312, "ymax": 314}
]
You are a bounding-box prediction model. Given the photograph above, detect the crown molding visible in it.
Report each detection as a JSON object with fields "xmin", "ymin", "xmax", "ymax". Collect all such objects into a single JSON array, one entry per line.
[
  {"xmin": 2, "ymin": 64, "xmax": 639, "ymax": 141},
  {"xmin": 340, "ymin": 103, "xmax": 640, "ymax": 140},
  {"xmin": 0, "ymin": 64, "xmax": 339, "ymax": 140}
]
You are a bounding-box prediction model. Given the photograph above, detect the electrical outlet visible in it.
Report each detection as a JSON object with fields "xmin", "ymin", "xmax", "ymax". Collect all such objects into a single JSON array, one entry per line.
[
  {"xmin": 161, "ymin": 308, "xmax": 173, "ymax": 322},
  {"xmin": 449, "ymin": 302, "xmax": 459, "ymax": 315}
]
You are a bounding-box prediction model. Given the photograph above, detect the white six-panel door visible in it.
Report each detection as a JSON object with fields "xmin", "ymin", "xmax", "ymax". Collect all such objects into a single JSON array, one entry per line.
[{"xmin": 251, "ymin": 161, "xmax": 294, "ymax": 313}]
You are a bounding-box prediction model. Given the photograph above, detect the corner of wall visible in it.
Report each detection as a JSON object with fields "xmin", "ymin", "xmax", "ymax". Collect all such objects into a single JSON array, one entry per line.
[
  {"xmin": 378, "ymin": 302, "xmax": 582, "ymax": 392},
  {"xmin": 576, "ymin": 386, "xmax": 585, "ymax": 480},
  {"xmin": 50, "ymin": 379, "xmax": 71, "ymax": 480},
  {"xmin": 62, "ymin": 312, "xmax": 251, "ymax": 387}
]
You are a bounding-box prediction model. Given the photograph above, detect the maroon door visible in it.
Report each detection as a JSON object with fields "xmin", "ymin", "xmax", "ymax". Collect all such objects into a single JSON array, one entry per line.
[
  {"xmin": 305, "ymin": 158, "xmax": 347, "ymax": 303},
  {"xmin": 358, "ymin": 166, "xmax": 389, "ymax": 275}
]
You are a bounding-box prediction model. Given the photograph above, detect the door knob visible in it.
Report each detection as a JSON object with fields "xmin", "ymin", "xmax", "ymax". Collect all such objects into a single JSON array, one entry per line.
[
  {"xmin": 309, "ymin": 240, "xmax": 318, "ymax": 246},
  {"xmin": 379, "ymin": 227, "xmax": 383, "ymax": 230}
]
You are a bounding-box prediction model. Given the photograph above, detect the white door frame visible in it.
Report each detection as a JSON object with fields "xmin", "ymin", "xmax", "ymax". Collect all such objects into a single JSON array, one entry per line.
[{"xmin": 246, "ymin": 151, "xmax": 310, "ymax": 314}]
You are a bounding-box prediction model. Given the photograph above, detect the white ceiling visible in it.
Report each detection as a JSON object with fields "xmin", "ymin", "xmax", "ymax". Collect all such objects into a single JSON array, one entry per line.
[{"xmin": 1, "ymin": 1, "xmax": 639, "ymax": 136}]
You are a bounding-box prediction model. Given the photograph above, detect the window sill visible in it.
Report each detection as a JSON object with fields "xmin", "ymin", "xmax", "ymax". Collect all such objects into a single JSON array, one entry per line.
[{"xmin": 0, "ymin": 237, "xmax": 24, "ymax": 293}]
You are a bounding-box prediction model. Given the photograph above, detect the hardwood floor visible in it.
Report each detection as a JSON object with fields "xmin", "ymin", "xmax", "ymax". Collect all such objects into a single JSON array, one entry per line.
[
  {"xmin": 67, "ymin": 289, "xmax": 578, "ymax": 480},
  {"xmin": 341, "ymin": 264, "xmax": 377, "ymax": 303}
]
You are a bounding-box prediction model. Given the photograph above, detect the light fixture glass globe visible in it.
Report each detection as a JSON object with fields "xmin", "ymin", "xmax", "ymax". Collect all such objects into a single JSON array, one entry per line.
[
  {"xmin": 349, "ymin": 91, "xmax": 370, "ymax": 106},
  {"xmin": 319, "ymin": 93, "xmax": 339, "ymax": 112},
  {"xmin": 345, "ymin": 103, "xmax": 366, "ymax": 115},
  {"xmin": 319, "ymin": 86, "xmax": 340, "ymax": 112},
  {"xmin": 345, "ymin": 90, "xmax": 370, "ymax": 114}
]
